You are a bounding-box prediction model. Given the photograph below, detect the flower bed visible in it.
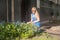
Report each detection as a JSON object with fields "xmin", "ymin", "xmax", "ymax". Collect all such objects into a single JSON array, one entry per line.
[
  {"xmin": 0, "ymin": 22, "xmax": 36, "ymax": 40},
  {"xmin": 0, "ymin": 22, "xmax": 58, "ymax": 40}
]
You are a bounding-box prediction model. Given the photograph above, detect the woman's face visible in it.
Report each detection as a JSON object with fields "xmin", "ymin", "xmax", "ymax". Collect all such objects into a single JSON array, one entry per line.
[{"xmin": 32, "ymin": 8, "xmax": 36, "ymax": 13}]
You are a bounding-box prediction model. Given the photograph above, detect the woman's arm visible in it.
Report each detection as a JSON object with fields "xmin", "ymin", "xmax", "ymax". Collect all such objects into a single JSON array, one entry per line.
[{"xmin": 33, "ymin": 10, "xmax": 40, "ymax": 23}]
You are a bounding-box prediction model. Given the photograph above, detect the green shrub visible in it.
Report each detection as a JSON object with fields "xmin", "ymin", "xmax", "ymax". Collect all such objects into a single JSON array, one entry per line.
[
  {"xmin": 0, "ymin": 22, "xmax": 59, "ymax": 40},
  {"xmin": 0, "ymin": 22, "xmax": 35, "ymax": 40},
  {"xmin": 19, "ymin": 23, "xmax": 34, "ymax": 38}
]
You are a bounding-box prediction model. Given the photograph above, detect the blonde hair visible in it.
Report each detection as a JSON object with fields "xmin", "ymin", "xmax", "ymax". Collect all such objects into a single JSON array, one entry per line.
[
  {"xmin": 32, "ymin": 7, "xmax": 36, "ymax": 11},
  {"xmin": 32, "ymin": 7, "xmax": 39, "ymax": 15}
]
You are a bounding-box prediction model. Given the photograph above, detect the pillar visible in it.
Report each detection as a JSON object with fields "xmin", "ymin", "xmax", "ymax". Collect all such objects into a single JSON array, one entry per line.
[
  {"xmin": 11, "ymin": 0, "xmax": 14, "ymax": 22},
  {"xmin": 37, "ymin": 0, "xmax": 40, "ymax": 8},
  {"xmin": 7, "ymin": 0, "xmax": 8, "ymax": 22},
  {"xmin": 37, "ymin": 0, "xmax": 40, "ymax": 20}
]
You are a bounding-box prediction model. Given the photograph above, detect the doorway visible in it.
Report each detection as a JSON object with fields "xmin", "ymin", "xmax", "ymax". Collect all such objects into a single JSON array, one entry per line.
[{"xmin": 21, "ymin": 0, "xmax": 31, "ymax": 22}]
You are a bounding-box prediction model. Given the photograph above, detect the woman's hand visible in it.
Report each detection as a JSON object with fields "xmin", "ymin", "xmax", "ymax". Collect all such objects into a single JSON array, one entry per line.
[
  {"xmin": 27, "ymin": 22, "xmax": 31, "ymax": 24},
  {"xmin": 27, "ymin": 21, "xmax": 32, "ymax": 24}
]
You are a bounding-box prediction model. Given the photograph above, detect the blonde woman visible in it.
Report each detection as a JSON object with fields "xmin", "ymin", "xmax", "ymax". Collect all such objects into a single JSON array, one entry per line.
[{"xmin": 27, "ymin": 7, "xmax": 41, "ymax": 27}]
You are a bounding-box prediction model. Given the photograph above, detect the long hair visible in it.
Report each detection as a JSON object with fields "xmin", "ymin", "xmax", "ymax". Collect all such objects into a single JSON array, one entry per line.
[{"xmin": 32, "ymin": 7, "xmax": 39, "ymax": 16}]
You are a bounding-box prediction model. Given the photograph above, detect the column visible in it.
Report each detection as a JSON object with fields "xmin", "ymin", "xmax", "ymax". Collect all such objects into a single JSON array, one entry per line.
[
  {"xmin": 37, "ymin": 0, "xmax": 40, "ymax": 20},
  {"xmin": 11, "ymin": 0, "xmax": 14, "ymax": 22},
  {"xmin": 7, "ymin": 0, "xmax": 8, "ymax": 22},
  {"xmin": 37, "ymin": 0, "xmax": 40, "ymax": 8}
]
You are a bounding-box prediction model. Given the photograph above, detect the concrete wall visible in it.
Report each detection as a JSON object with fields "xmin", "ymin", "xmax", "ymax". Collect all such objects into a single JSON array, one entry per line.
[
  {"xmin": 0, "ymin": 0, "xmax": 7, "ymax": 22},
  {"xmin": 14, "ymin": 0, "xmax": 21, "ymax": 22}
]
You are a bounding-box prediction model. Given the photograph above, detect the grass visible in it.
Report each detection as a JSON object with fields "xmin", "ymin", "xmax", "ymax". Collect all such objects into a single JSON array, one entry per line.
[{"xmin": 17, "ymin": 32, "xmax": 59, "ymax": 40}]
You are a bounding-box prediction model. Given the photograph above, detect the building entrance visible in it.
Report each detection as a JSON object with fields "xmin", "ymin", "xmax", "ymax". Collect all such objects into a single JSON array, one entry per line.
[
  {"xmin": 21, "ymin": 0, "xmax": 36, "ymax": 22},
  {"xmin": 21, "ymin": 0, "xmax": 30, "ymax": 22}
]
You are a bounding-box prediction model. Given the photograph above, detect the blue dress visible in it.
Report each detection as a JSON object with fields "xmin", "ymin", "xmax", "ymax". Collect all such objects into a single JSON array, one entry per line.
[{"xmin": 31, "ymin": 13, "xmax": 41, "ymax": 27}]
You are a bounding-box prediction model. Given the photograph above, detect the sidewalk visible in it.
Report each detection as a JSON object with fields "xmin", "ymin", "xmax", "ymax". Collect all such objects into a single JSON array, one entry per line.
[
  {"xmin": 43, "ymin": 25, "xmax": 60, "ymax": 40},
  {"xmin": 45, "ymin": 26, "xmax": 60, "ymax": 35}
]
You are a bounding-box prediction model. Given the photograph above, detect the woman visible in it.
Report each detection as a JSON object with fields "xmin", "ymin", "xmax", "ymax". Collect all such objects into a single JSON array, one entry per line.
[{"xmin": 27, "ymin": 7, "xmax": 41, "ymax": 27}]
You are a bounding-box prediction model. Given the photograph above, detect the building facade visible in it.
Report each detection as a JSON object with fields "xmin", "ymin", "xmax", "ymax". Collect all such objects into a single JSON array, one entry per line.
[
  {"xmin": 0, "ymin": 0, "xmax": 60, "ymax": 23},
  {"xmin": 40, "ymin": 0, "xmax": 60, "ymax": 21},
  {"xmin": 0, "ymin": 0, "xmax": 37, "ymax": 22}
]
